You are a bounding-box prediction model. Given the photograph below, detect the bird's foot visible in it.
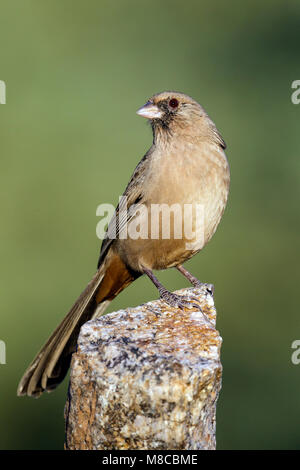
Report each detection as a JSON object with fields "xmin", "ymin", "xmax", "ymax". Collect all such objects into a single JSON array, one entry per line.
[
  {"xmin": 159, "ymin": 288, "xmax": 200, "ymax": 310},
  {"xmin": 142, "ymin": 266, "xmax": 214, "ymax": 325},
  {"xmin": 189, "ymin": 279, "xmax": 214, "ymax": 293},
  {"xmin": 176, "ymin": 265, "xmax": 214, "ymax": 296},
  {"xmin": 159, "ymin": 288, "xmax": 214, "ymax": 327},
  {"xmin": 198, "ymin": 282, "xmax": 214, "ymax": 296},
  {"xmin": 160, "ymin": 290, "xmax": 201, "ymax": 310}
]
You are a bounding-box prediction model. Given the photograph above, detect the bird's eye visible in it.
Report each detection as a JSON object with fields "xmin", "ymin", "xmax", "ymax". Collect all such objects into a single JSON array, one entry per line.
[{"xmin": 168, "ymin": 98, "xmax": 179, "ymax": 109}]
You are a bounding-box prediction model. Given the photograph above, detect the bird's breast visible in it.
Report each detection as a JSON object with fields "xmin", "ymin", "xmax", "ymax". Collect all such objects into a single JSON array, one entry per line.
[
  {"xmin": 117, "ymin": 142, "xmax": 230, "ymax": 272},
  {"xmin": 145, "ymin": 143, "xmax": 230, "ymax": 246}
]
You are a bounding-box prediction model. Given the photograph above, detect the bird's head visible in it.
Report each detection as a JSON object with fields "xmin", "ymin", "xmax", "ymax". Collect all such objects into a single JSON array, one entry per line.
[
  {"xmin": 136, "ymin": 91, "xmax": 225, "ymax": 148},
  {"xmin": 137, "ymin": 91, "xmax": 202, "ymax": 129}
]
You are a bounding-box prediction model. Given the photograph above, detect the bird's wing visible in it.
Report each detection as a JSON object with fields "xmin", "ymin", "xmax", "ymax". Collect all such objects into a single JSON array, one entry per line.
[
  {"xmin": 97, "ymin": 149, "xmax": 152, "ymax": 267},
  {"xmin": 208, "ymin": 118, "xmax": 226, "ymax": 149}
]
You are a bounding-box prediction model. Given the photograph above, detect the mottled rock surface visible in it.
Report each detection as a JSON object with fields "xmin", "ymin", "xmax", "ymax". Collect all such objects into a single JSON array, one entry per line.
[{"xmin": 64, "ymin": 285, "xmax": 222, "ymax": 450}]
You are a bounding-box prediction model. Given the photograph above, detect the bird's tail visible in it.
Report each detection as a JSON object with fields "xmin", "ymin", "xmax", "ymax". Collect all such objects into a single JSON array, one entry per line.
[{"xmin": 17, "ymin": 266, "xmax": 110, "ymax": 398}]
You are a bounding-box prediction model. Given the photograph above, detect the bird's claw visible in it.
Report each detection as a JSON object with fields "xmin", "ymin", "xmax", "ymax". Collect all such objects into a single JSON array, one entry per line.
[
  {"xmin": 159, "ymin": 290, "xmax": 214, "ymax": 327},
  {"xmin": 159, "ymin": 291, "xmax": 201, "ymax": 311},
  {"xmin": 192, "ymin": 281, "xmax": 214, "ymax": 296},
  {"xmin": 160, "ymin": 291, "xmax": 192, "ymax": 309}
]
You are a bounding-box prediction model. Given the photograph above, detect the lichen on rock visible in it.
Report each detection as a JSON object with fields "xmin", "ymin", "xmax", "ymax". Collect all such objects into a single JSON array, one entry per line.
[{"xmin": 65, "ymin": 285, "xmax": 222, "ymax": 450}]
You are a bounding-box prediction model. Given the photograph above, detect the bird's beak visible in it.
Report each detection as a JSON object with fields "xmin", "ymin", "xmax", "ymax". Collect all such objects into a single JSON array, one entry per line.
[{"xmin": 136, "ymin": 101, "xmax": 163, "ymax": 119}]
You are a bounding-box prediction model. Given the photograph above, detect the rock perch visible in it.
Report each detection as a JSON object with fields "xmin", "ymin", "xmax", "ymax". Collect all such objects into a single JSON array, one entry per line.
[{"xmin": 64, "ymin": 285, "xmax": 222, "ymax": 450}]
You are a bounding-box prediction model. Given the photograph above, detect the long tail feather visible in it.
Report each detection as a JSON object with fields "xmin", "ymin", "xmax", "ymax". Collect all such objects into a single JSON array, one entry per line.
[{"xmin": 17, "ymin": 267, "xmax": 109, "ymax": 398}]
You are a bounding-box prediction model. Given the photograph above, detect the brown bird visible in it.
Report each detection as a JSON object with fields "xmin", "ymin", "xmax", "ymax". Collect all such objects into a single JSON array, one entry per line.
[{"xmin": 17, "ymin": 91, "xmax": 230, "ymax": 397}]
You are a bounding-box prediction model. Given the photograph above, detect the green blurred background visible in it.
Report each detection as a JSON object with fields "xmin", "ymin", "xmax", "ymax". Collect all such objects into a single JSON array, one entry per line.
[{"xmin": 0, "ymin": 0, "xmax": 299, "ymax": 450}]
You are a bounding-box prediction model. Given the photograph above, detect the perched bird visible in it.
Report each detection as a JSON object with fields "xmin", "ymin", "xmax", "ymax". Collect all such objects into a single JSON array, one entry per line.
[{"xmin": 17, "ymin": 91, "xmax": 230, "ymax": 398}]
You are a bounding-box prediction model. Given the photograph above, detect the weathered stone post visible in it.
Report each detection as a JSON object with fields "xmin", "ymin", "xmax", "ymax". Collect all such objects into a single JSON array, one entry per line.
[{"xmin": 64, "ymin": 285, "xmax": 222, "ymax": 450}]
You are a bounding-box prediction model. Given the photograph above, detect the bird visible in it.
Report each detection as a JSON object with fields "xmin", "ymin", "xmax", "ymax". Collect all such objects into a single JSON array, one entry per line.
[{"xmin": 17, "ymin": 91, "xmax": 230, "ymax": 398}]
